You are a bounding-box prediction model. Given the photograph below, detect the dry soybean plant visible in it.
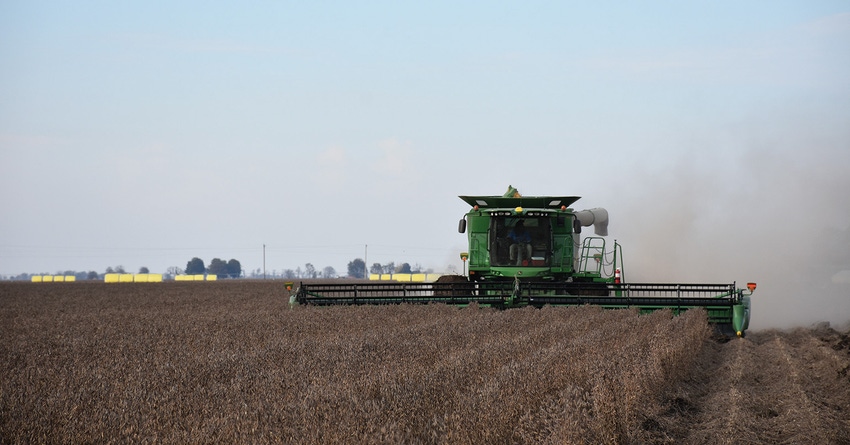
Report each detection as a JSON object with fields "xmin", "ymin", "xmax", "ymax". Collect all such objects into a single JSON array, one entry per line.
[{"xmin": 2, "ymin": 281, "xmax": 712, "ymax": 444}]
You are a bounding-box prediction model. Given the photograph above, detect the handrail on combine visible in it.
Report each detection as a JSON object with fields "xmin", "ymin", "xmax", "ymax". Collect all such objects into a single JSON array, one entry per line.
[
  {"xmin": 578, "ymin": 237, "xmax": 606, "ymax": 275},
  {"xmin": 612, "ymin": 240, "xmax": 624, "ymax": 281},
  {"xmin": 578, "ymin": 237, "xmax": 625, "ymax": 280}
]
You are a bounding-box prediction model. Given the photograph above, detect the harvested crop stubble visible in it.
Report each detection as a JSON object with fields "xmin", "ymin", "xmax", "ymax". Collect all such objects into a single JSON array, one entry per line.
[
  {"xmin": 664, "ymin": 326, "xmax": 850, "ymax": 445},
  {"xmin": 0, "ymin": 281, "xmax": 718, "ymax": 443}
]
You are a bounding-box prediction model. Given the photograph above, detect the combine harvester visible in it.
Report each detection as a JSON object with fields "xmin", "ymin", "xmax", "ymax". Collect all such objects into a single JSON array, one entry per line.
[{"xmin": 293, "ymin": 186, "xmax": 755, "ymax": 337}]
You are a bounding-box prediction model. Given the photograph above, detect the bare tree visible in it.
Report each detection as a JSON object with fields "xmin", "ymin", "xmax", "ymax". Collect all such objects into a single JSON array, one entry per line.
[
  {"xmin": 382, "ymin": 262, "xmax": 395, "ymax": 274},
  {"xmin": 347, "ymin": 259, "xmax": 366, "ymax": 278},
  {"xmin": 304, "ymin": 263, "xmax": 317, "ymax": 278}
]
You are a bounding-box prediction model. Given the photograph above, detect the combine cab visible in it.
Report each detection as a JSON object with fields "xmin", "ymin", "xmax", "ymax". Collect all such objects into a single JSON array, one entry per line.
[{"xmin": 293, "ymin": 186, "xmax": 755, "ymax": 337}]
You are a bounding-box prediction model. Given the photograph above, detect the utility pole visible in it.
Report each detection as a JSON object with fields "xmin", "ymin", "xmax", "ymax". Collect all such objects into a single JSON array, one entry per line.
[
  {"xmin": 364, "ymin": 244, "xmax": 368, "ymax": 279},
  {"xmin": 263, "ymin": 244, "xmax": 266, "ymax": 280}
]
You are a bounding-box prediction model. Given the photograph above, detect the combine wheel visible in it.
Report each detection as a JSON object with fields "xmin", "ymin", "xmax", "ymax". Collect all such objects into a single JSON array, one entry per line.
[
  {"xmin": 434, "ymin": 274, "xmax": 472, "ymax": 297},
  {"xmin": 571, "ymin": 281, "xmax": 610, "ymax": 296}
]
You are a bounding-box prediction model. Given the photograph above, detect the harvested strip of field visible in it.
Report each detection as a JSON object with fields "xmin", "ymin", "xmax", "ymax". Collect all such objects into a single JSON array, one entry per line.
[
  {"xmin": 659, "ymin": 327, "xmax": 850, "ymax": 444},
  {"xmin": 2, "ymin": 281, "xmax": 849, "ymax": 444}
]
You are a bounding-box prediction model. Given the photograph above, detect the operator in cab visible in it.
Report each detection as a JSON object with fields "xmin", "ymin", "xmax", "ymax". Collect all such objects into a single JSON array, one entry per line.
[{"xmin": 508, "ymin": 220, "xmax": 532, "ymax": 266}]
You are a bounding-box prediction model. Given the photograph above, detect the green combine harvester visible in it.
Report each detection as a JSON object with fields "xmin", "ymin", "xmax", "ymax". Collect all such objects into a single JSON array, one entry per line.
[{"xmin": 293, "ymin": 186, "xmax": 755, "ymax": 337}]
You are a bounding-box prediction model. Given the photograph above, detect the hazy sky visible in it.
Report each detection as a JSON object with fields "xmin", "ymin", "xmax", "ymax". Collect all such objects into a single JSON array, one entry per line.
[{"xmin": 2, "ymin": 2, "xmax": 848, "ymax": 328}]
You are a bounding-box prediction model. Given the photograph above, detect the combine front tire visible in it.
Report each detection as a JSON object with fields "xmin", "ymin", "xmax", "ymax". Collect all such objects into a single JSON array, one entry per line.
[{"xmin": 434, "ymin": 275, "xmax": 471, "ymax": 297}]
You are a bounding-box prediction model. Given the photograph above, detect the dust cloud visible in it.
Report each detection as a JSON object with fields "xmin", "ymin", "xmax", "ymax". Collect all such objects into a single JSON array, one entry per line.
[{"xmin": 611, "ymin": 142, "xmax": 849, "ymax": 331}]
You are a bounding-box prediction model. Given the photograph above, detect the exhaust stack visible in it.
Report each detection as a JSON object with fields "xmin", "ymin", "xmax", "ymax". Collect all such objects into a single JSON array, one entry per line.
[{"xmin": 575, "ymin": 208, "xmax": 609, "ymax": 236}]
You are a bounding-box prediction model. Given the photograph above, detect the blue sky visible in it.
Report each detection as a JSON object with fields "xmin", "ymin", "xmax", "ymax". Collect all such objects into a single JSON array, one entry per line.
[{"xmin": 2, "ymin": 2, "xmax": 849, "ymax": 327}]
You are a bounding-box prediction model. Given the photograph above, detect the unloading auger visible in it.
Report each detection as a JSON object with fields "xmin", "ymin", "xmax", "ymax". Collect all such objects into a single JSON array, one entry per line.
[{"xmin": 292, "ymin": 186, "xmax": 755, "ymax": 337}]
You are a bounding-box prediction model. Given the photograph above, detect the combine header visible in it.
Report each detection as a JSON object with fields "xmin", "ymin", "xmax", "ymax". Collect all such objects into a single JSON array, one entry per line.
[{"xmin": 293, "ymin": 186, "xmax": 755, "ymax": 337}]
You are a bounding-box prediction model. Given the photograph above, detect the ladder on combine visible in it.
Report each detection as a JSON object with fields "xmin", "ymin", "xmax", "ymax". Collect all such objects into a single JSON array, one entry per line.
[{"xmin": 576, "ymin": 237, "xmax": 622, "ymax": 280}]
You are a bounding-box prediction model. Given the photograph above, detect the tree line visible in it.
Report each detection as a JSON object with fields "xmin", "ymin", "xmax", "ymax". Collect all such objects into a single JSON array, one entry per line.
[
  {"xmin": 3, "ymin": 258, "xmax": 244, "ymax": 281},
  {"xmin": 344, "ymin": 259, "xmax": 428, "ymax": 279},
  {"xmin": 3, "ymin": 257, "xmax": 433, "ymax": 281},
  {"xmin": 182, "ymin": 257, "xmax": 242, "ymax": 278}
]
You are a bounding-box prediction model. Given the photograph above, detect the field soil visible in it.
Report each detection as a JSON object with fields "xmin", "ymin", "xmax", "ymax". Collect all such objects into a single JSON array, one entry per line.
[{"xmin": 2, "ymin": 281, "xmax": 849, "ymax": 444}]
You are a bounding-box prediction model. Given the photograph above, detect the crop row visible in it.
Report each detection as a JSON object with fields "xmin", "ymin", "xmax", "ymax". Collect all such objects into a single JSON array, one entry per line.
[{"xmin": 1, "ymin": 282, "xmax": 711, "ymax": 444}]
